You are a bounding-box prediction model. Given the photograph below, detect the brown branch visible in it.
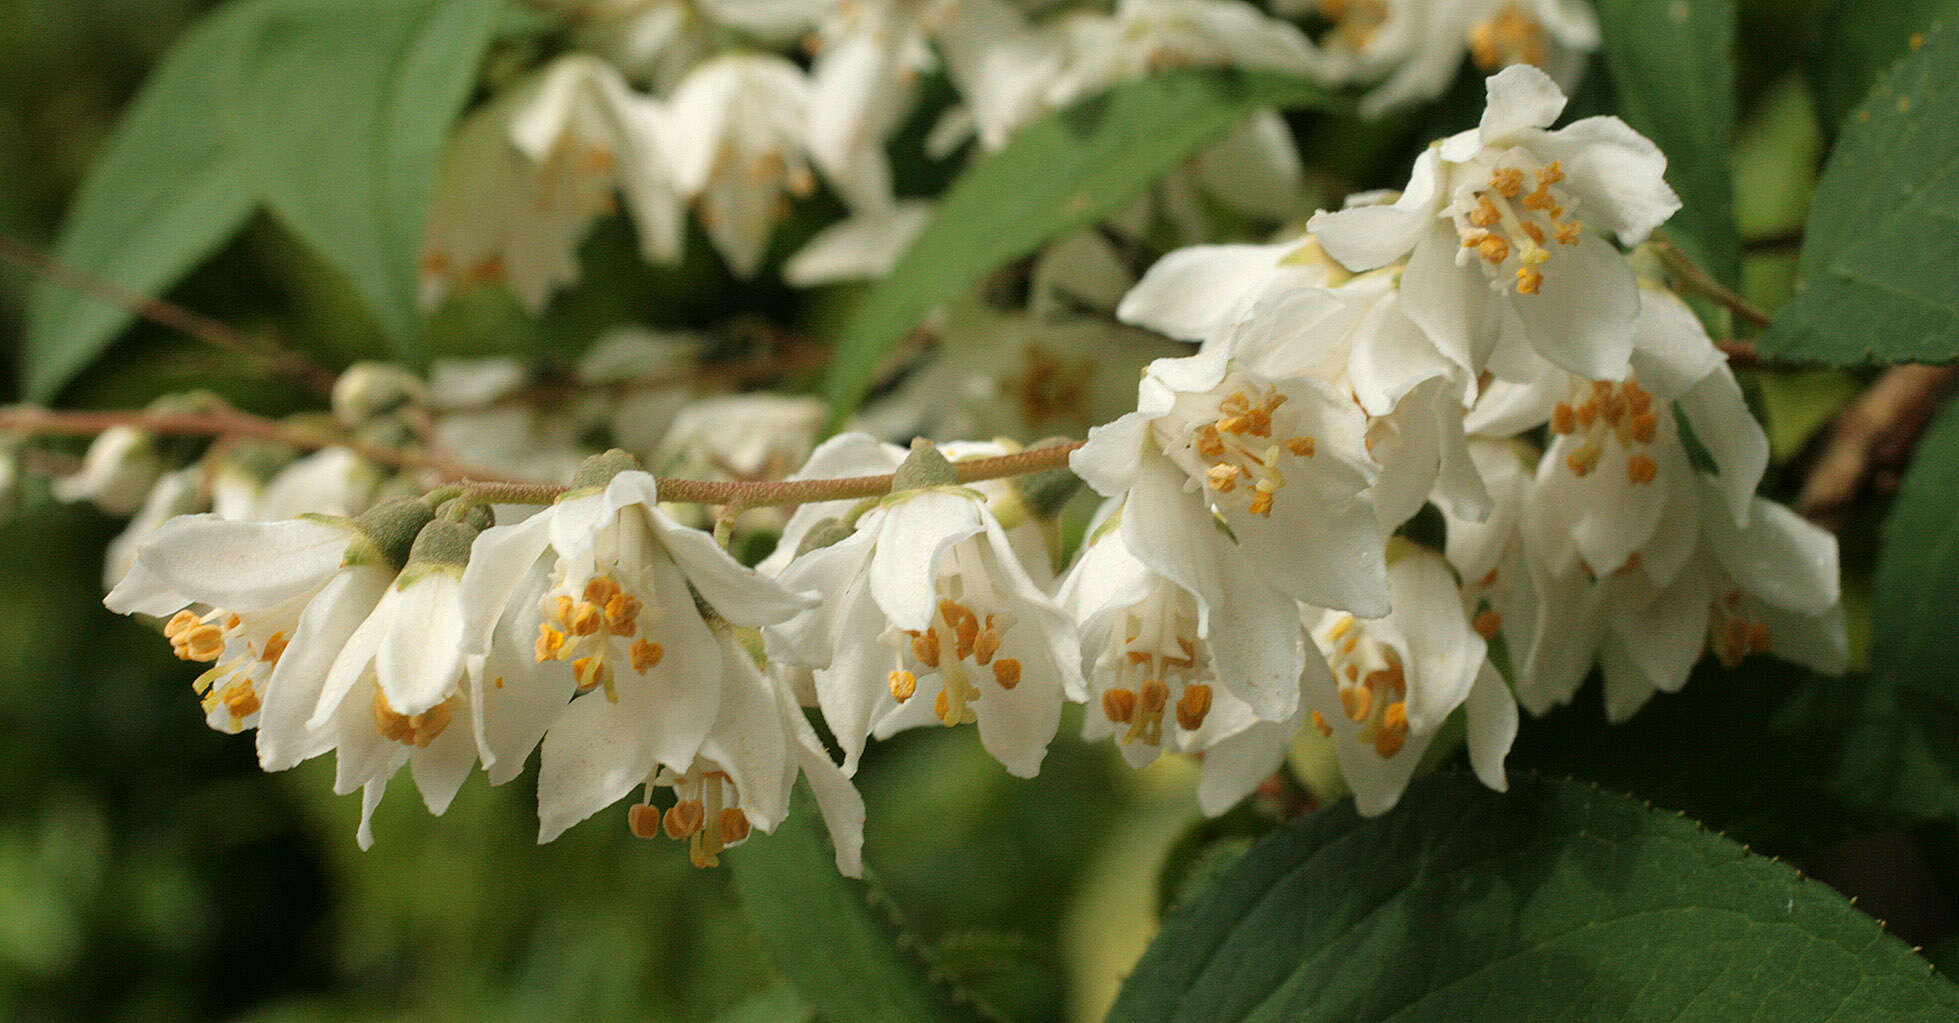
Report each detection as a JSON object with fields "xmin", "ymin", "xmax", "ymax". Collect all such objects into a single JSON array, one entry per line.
[
  {"xmin": 1795, "ymin": 364, "xmax": 1959, "ymax": 532},
  {"xmin": 0, "ymin": 233, "xmax": 337, "ymax": 395},
  {"xmin": 0, "ymin": 406, "xmax": 530, "ymax": 484},
  {"xmin": 1718, "ymin": 340, "xmax": 1758, "ymax": 368}
]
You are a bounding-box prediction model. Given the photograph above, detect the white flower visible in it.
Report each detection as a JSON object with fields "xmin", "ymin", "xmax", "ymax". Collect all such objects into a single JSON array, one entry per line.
[
  {"xmin": 665, "ymin": 53, "xmax": 816, "ymax": 277},
  {"xmin": 1309, "ymin": 64, "xmax": 1679, "ymax": 379},
  {"xmin": 1058, "ymin": 499, "xmax": 1282, "ymax": 767},
  {"xmin": 421, "ymin": 55, "xmax": 679, "ymax": 312},
  {"xmin": 1302, "ymin": 545, "xmax": 1517, "ymax": 815},
  {"xmin": 654, "ymin": 393, "xmax": 828, "ymax": 486},
  {"xmin": 103, "ymin": 468, "xmax": 207, "ymax": 590},
  {"xmin": 1116, "ymin": 235, "xmax": 1352, "ymax": 344},
  {"xmin": 1072, "ymin": 346, "xmax": 1390, "ymax": 619},
  {"xmin": 53, "ymin": 425, "xmax": 163, "ymax": 515},
  {"xmin": 805, "ymin": 0, "xmax": 958, "ymax": 210},
  {"xmin": 104, "ymin": 502, "xmax": 431, "ymax": 774},
  {"xmin": 428, "ymin": 359, "xmax": 589, "ymax": 484},
  {"xmin": 1299, "ymin": 0, "xmax": 1599, "ymax": 118},
  {"xmin": 621, "ymin": 624, "xmax": 866, "ymax": 874},
  {"xmin": 783, "ymin": 200, "xmax": 932, "ymax": 287},
  {"xmin": 457, "ymin": 464, "xmax": 816, "ymax": 839},
  {"xmin": 541, "ymin": 0, "xmax": 821, "ymax": 92},
  {"xmin": 574, "ymin": 327, "xmax": 702, "ymax": 462},
  {"xmin": 1044, "ymin": 0, "xmax": 1325, "ymax": 109},
  {"xmin": 770, "ymin": 453, "xmax": 1081, "ymax": 777},
  {"xmin": 1518, "ymin": 287, "xmax": 1767, "ymax": 583}
]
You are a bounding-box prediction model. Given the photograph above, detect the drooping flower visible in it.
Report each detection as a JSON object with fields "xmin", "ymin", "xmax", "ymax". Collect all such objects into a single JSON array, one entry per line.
[
  {"xmin": 53, "ymin": 424, "xmax": 163, "ymax": 516},
  {"xmin": 620, "ymin": 623, "xmax": 866, "ymax": 875},
  {"xmin": 769, "ymin": 442, "xmax": 1081, "ymax": 777},
  {"xmin": 1058, "ymin": 499, "xmax": 1281, "ymax": 767},
  {"xmin": 1115, "ymin": 234, "xmax": 1352, "ymax": 344},
  {"xmin": 104, "ymin": 499, "xmax": 436, "ymax": 778},
  {"xmin": 1302, "ymin": 545, "xmax": 1517, "ymax": 814},
  {"xmin": 664, "ymin": 53, "xmax": 816, "ymax": 277},
  {"xmin": 420, "ymin": 55, "xmax": 679, "ymax": 312},
  {"xmin": 1308, "ymin": 64, "xmax": 1679, "ymax": 379},
  {"xmin": 1043, "ymin": 0, "xmax": 1326, "ymax": 109},
  {"xmin": 456, "ymin": 455, "xmax": 816, "ymax": 839},
  {"xmin": 1071, "ymin": 346, "xmax": 1390, "ymax": 620}
]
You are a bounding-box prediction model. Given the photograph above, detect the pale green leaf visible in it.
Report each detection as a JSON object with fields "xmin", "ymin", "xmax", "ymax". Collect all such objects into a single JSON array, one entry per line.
[
  {"xmin": 1109, "ymin": 773, "xmax": 1959, "ymax": 1022},
  {"xmin": 18, "ymin": 0, "xmax": 267, "ymax": 401},
  {"xmin": 238, "ymin": 0, "xmax": 499, "ymax": 357}
]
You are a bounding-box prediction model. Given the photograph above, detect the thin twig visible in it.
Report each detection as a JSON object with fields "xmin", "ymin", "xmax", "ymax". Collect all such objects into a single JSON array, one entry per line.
[
  {"xmin": 1795, "ymin": 364, "xmax": 1959, "ymax": 532},
  {"xmin": 0, "ymin": 232, "xmax": 338, "ymax": 394},
  {"xmin": 1655, "ymin": 239, "xmax": 1773, "ymax": 330}
]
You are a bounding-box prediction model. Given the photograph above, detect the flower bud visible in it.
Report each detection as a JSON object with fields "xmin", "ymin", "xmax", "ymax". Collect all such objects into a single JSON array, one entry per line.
[
  {"xmin": 346, "ymin": 497, "xmax": 437, "ymax": 570},
  {"xmin": 890, "ymin": 438, "xmax": 958, "ymax": 491},
  {"xmin": 52, "ymin": 425, "xmax": 163, "ymax": 515},
  {"xmin": 570, "ymin": 448, "xmax": 644, "ymax": 492},
  {"xmin": 332, "ymin": 362, "xmax": 427, "ymax": 425}
]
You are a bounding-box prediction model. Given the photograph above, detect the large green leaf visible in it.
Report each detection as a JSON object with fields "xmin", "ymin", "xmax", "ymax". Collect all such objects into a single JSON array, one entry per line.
[
  {"xmin": 1596, "ymin": 0, "xmax": 1741, "ymax": 287},
  {"xmin": 1761, "ymin": 20, "xmax": 1959, "ymax": 364},
  {"xmin": 1839, "ymin": 395, "xmax": 1959, "ymax": 819},
  {"xmin": 18, "ymin": 0, "xmax": 267, "ymax": 401},
  {"xmin": 1108, "ymin": 773, "xmax": 1959, "ymax": 1022},
  {"xmin": 731, "ymin": 785, "xmax": 988, "ymax": 1023},
  {"xmin": 820, "ymin": 70, "xmax": 1341, "ymax": 423},
  {"xmin": 238, "ymin": 0, "xmax": 499, "ymax": 356},
  {"xmin": 1809, "ymin": 0, "xmax": 1959, "ymax": 131}
]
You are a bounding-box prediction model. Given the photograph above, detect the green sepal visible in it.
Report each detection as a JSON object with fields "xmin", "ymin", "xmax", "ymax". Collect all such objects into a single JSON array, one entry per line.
[{"xmin": 345, "ymin": 497, "xmax": 436, "ymax": 570}]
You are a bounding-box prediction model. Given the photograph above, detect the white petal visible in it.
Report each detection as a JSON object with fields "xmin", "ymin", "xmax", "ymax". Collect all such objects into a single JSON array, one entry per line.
[
  {"xmin": 1118, "ymin": 241, "xmax": 1293, "ymax": 341},
  {"xmin": 868, "ymin": 491, "xmax": 985, "ymax": 631},
  {"xmin": 1195, "ymin": 718, "xmax": 1292, "ymax": 816},
  {"xmin": 1308, "ymin": 202, "xmax": 1429, "ymax": 272},
  {"xmin": 258, "ymin": 565, "xmax": 394, "ymax": 771},
  {"xmin": 1529, "ymin": 117, "xmax": 1681, "ymax": 245},
  {"xmin": 650, "ymin": 503, "xmax": 816, "ymax": 626},
  {"xmin": 1679, "ymin": 366, "xmax": 1769, "ymax": 524},
  {"xmin": 1399, "ymin": 221, "xmax": 1500, "ymax": 373},
  {"xmin": 1477, "ymin": 64, "xmax": 1568, "ymax": 144},
  {"xmin": 375, "ymin": 570, "xmax": 466, "ymax": 716},
  {"xmin": 107, "ymin": 515, "xmax": 350, "ymax": 614},
  {"xmin": 1704, "ymin": 488, "xmax": 1840, "ymax": 614},
  {"xmin": 1505, "ymin": 231, "xmax": 1638, "ymax": 380},
  {"xmin": 409, "ymin": 711, "xmax": 478, "ymax": 816},
  {"xmin": 1464, "ymin": 661, "xmax": 1517, "ymax": 793}
]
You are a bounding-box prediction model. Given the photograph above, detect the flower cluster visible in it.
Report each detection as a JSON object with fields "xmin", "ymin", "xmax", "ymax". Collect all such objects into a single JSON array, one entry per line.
[{"xmin": 74, "ymin": 63, "xmax": 1838, "ymax": 875}]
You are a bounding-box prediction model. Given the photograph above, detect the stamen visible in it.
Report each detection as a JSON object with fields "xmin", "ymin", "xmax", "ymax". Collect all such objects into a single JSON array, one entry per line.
[
  {"xmin": 628, "ymin": 803, "xmax": 662, "ymax": 839},
  {"xmin": 992, "ymin": 658, "xmax": 1021, "ymax": 690},
  {"xmin": 664, "ymin": 800, "xmax": 705, "ymax": 840},
  {"xmin": 1102, "ymin": 688, "xmax": 1137, "ymax": 724},
  {"xmin": 888, "ymin": 669, "xmax": 917, "ymax": 702},
  {"xmin": 1175, "ymin": 684, "xmax": 1213, "ymax": 731}
]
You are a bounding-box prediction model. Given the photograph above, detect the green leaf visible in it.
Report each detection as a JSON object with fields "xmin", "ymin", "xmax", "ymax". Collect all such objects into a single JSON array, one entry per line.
[
  {"xmin": 1596, "ymin": 0, "xmax": 1742, "ymax": 286},
  {"xmin": 238, "ymin": 0, "xmax": 498, "ymax": 359},
  {"xmin": 820, "ymin": 69, "xmax": 1341, "ymax": 424},
  {"xmin": 18, "ymin": 0, "xmax": 266, "ymax": 401},
  {"xmin": 1809, "ymin": 0, "xmax": 1959, "ymax": 131},
  {"xmin": 730, "ymin": 785, "xmax": 988, "ymax": 1023},
  {"xmin": 1841, "ymin": 395, "xmax": 1959, "ymax": 819},
  {"xmin": 1761, "ymin": 20, "xmax": 1959, "ymax": 364},
  {"xmin": 1108, "ymin": 773, "xmax": 1959, "ymax": 1022}
]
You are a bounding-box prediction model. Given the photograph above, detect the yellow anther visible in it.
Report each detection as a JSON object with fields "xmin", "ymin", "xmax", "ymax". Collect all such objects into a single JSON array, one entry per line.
[
  {"xmin": 1522, "ymin": 187, "xmax": 1557, "ymax": 212},
  {"xmin": 1473, "ymin": 610, "xmax": 1503, "ymax": 639},
  {"xmin": 604, "ymin": 593, "xmax": 642, "ymax": 635},
  {"xmin": 1551, "ymin": 402, "xmax": 1578, "ymax": 434},
  {"xmin": 1516, "ymin": 268, "xmax": 1544, "ymax": 295},
  {"xmin": 220, "ymin": 680, "xmax": 260, "ymax": 718},
  {"xmin": 1566, "ymin": 444, "xmax": 1600, "ymax": 477},
  {"xmin": 535, "ymin": 624, "xmax": 567, "ymax": 662},
  {"xmin": 1478, "ymin": 234, "xmax": 1511, "ymax": 264},
  {"xmin": 1630, "ymin": 411, "xmax": 1659, "ymax": 444},
  {"xmin": 573, "ymin": 655, "xmax": 614, "ymax": 698},
  {"xmin": 1176, "ymin": 684, "xmax": 1213, "ymax": 732},
  {"xmin": 1328, "ymin": 615, "xmax": 1356, "ymax": 642},
  {"xmin": 975, "ymin": 622, "xmax": 1000, "ymax": 666},
  {"xmin": 1554, "ymin": 219, "xmax": 1584, "ymax": 245},
  {"xmin": 260, "ymin": 631, "xmax": 289, "ymax": 666},
  {"xmin": 720, "ymin": 808, "xmax": 752, "ymax": 845},
  {"xmin": 1491, "ymin": 167, "xmax": 1525, "ymax": 198},
  {"xmin": 664, "ymin": 800, "xmax": 705, "ymax": 840},
  {"xmin": 1311, "ymin": 709, "xmax": 1334, "ymax": 738},
  {"xmin": 1102, "ymin": 687, "xmax": 1137, "ymax": 724},
  {"xmin": 940, "ymin": 599, "xmax": 979, "ymax": 659},
  {"xmin": 628, "ymin": 803, "xmax": 662, "ymax": 839},
  {"xmin": 933, "ymin": 689, "xmax": 951, "ymax": 724},
  {"xmin": 1248, "ymin": 489, "xmax": 1274, "ymax": 517},
  {"xmin": 1626, "ymin": 453, "xmax": 1659, "ymax": 485},
  {"xmin": 1521, "ymin": 222, "xmax": 1547, "ymax": 248},
  {"xmin": 1206, "ymin": 463, "xmax": 1242, "ymax": 492},
  {"xmin": 630, "ymin": 639, "xmax": 664, "ymax": 673},
  {"xmin": 1139, "ymin": 678, "xmax": 1169, "ymax": 715},
  {"xmin": 569, "ymin": 601, "xmax": 603, "ymax": 637},
  {"xmin": 1470, "ymin": 196, "xmax": 1502, "ymax": 228},
  {"xmin": 910, "ymin": 629, "xmax": 941, "ymax": 668},
  {"xmin": 1287, "ymin": 436, "xmax": 1316, "ymax": 457},
  {"xmin": 1537, "ymin": 161, "xmax": 1566, "ymax": 185},
  {"xmin": 993, "ymin": 658, "xmax": 1021, "ymax": 690},
  {"xmin": 371, "ymin": 690, "xmax": 453, "ymax": 747},
  {"xmin": 1340, "ymin": 684, "xmax": 1373, "ymax": 723},
  {"xmin": 1194, "ymin": 426, "xmax": 1226, "ymax": 459},
  {"xmin": 888, "ymin": 669, "xmax": 917, "ymax": 702},
  {"xmin": 551, "ymin": 594, "xmax": 575, "ymax": 625}
]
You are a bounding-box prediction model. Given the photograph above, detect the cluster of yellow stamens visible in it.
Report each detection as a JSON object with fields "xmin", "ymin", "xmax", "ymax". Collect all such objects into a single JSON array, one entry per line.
[
  {"xmin": 1551, "ymin": 378, "xmax": 1661, "ymax": 486},
  {"xmin": 1310, "ymin": 614, "xmax": 1411, "ymax": 759},
  {"xmin": 170, "ymin": 609, "xmax": 284, "ymax": 728},
  {"xmin": 1467, "ymin": 4, "xmax": 1550, "ymax": 71},
  {"xmin": 371, "ymin": 689, "xmax": 456, "ymax": 747},
  {"xmin": 534, "ymin": 574, "xmax": 664, "ymax": 703},
  {"xmin": 1094, "ymin": 585, "xmax": 1214, "ymax": 746},
  {"xmin": 1192, "ymin": 386, "xmax": 1316, "ymax": 518},
  {"xmin": 629, "ymin": 768, "xmax": 752, "ymax": 869},
  {"xmin": 1710, "ymin": 589, "xmax": 1772, "ymax": 668},
  {"xmin": 889, "ymin": 596, "xmax": 1022, "ymax": 727},
  {"xmin": 1457, "ymin": 160, "xmax": 1581, "ymax": 296}
]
